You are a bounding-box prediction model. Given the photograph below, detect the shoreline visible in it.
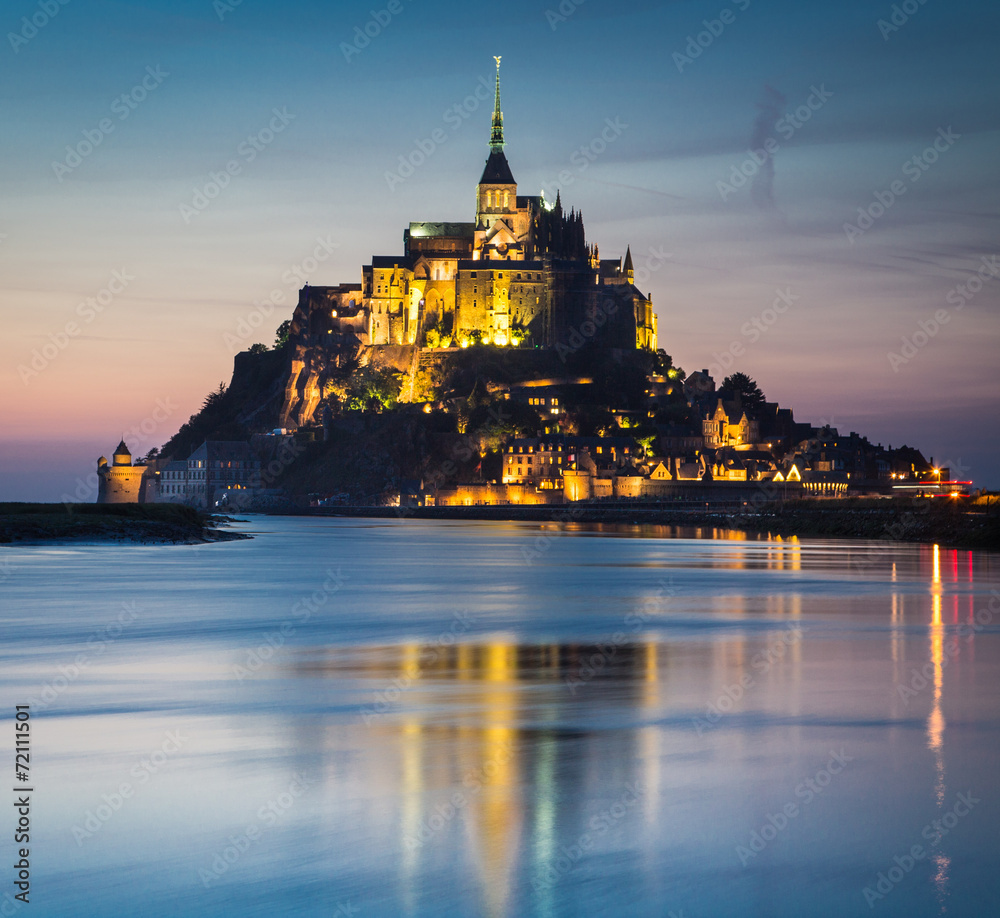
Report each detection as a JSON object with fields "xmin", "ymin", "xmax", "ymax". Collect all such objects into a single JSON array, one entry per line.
[
  {"xmin": 3, "ymin": 500, "xmax": 996, "ymax": 552},
  {"xmin": 0, "ymin": 504, "xmax": 250, "ymax": 546},
  {"xmin": 295, "ymin": 498, "xmax": 1000, "ymax": 552}
]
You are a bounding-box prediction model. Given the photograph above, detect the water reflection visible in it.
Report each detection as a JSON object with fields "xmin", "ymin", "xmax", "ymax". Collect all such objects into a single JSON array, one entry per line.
[
  {"xmin": 283, "ymin": 628, "xmax": 814, "ymax": 917},
  {"xmin": 5, "ymin": 519, "xmax": 1000, "ymax": 918}
]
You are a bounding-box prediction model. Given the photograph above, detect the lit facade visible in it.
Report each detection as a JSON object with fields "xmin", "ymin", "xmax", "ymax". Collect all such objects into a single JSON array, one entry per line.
[
  {"xmin": 282, "ymin": 60, "xmax": 658, "ymax": 427},
  {"xmin": 96, "ymin": 440, "xmax": 147, "ymax": 503}
]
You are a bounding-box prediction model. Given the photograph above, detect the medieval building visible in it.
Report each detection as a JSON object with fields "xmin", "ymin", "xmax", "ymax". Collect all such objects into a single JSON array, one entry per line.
[
  {"xmin": 97, "ymin": 440, "xmax": 148, "ymax": 503},
  {"xmin": 284, "ymin": 59, "xmax": 657, "ymax": 411}
]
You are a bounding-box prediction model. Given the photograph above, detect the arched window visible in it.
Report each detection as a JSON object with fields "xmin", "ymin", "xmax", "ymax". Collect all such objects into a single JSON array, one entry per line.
[
  {"xmin": 486, "ymin": 190, "xmax": 492, "ymax": 208},
  {"xmin": 503, "ymin": 191, "xmax": 509, "ymax": 208}
]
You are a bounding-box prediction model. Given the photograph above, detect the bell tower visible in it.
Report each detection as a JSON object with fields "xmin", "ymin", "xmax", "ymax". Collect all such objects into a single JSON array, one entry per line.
[{"xmin": 475, "ymin": 56, "xmax": 518, "ymax": 260}]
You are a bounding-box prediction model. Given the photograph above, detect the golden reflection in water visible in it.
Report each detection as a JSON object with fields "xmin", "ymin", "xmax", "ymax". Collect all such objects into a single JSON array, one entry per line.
[
  {"xmin": 890, "ymin": 593, "xmax": 903, "ymax": 697},
  {"xmin": 478, "ymin": 641, "xmax": 520, "ymax": 918},
  {"xmin": 312, "ymin": 637, "xmax": 666, "ymax": 917},
  {"xmin": 789, "ymin": 535, "xmax": 801, "ymax": 572},
  {"xmin": 400, "ymin": 718, "xmax": 423, "ymax": 914},
  {"xmin": 764, "ymin": 534, "xmax": 802, "ymax": 573},
  {"xmin": 928, "ymin": 545, "xmax": 950, "ymax": 904}
]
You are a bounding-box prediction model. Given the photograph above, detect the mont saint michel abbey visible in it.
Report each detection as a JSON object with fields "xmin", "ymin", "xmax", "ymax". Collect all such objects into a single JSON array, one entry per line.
[{"xmin": 290, "ymin": 59, "xmax": 658, "ymax": 356}]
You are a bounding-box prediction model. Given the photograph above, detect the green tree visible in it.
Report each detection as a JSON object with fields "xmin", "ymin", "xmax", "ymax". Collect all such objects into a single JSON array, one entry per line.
[
  {"xmin": 248, "ymin": 342, "xmax": 268, "ymax": 354},
  {"xmin": 344, "ymin": 366, "xmax": 402, "ymax": 412},
  {"xmin": 274, "ymin": 320, "xmax": 292, "ymax": 348}
]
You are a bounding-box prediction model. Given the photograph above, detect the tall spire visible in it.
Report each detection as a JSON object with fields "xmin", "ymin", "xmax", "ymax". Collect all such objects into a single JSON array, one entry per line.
[{"xmin": 490, "ymin": 56, "xmax": 504, "ymax": 153}]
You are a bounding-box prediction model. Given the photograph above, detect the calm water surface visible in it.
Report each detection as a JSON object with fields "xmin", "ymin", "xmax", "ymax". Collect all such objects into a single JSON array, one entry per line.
[{"xmin": 2, "ymin": 517, "xmax": 998, "ymax": 917}]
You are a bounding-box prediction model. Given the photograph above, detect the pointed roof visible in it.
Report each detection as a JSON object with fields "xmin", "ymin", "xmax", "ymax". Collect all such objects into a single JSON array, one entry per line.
[
  {"xmin": 479, "ymin": 150, "xmax": 515, "ymax": 185},
  {"xmin": 114, "ymin": 439, "xmax": 131, "ymax": 456},
  {"xmin": 479, "ymin": 56, "xmax": 515, "ymax": 186},
  {"xmin": 490, "ymin": 55, "xmax": 504, "ymax": 153},
  {"xmin": 623, "ymin": 245, "xmax": 634, "ymax": 274}
]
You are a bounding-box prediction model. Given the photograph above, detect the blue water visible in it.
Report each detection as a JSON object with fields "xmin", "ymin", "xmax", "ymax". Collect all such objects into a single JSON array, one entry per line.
[{"xmin": 1, "ymin": 517, "xmax": 998, "ymax": 917}]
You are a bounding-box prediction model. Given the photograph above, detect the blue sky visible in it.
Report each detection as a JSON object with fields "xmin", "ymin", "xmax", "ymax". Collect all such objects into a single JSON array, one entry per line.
[{"xmin": 2, "ymin": 0, "xmax": 998, "ymax": 497}]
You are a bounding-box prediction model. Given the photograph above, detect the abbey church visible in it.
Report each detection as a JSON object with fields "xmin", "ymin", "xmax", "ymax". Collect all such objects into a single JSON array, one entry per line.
[{"xmin": 289, "ymin": 60, "xmax": 658, "ymax": 356}]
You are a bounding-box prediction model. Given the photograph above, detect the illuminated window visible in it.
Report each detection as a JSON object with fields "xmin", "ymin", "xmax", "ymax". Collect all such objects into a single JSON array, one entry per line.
[
  {"xmin": 486, "ymin": 190, "xmax": 492, "ymax": 207},
  {"xmin": 503, "ymin": 191, "xmax": 509, "ymax": 208}
]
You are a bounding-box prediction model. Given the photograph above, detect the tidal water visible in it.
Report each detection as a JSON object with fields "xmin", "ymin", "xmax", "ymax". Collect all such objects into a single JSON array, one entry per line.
[{"xmin": 2, "ymin": 517, "xmax": 998, "ymax": 917}]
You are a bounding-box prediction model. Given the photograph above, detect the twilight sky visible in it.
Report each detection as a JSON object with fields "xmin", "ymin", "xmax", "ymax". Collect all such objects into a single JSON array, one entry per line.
[{"xmin": 2, "ymin": 0, "xmax": 998, "ymax": 499}]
